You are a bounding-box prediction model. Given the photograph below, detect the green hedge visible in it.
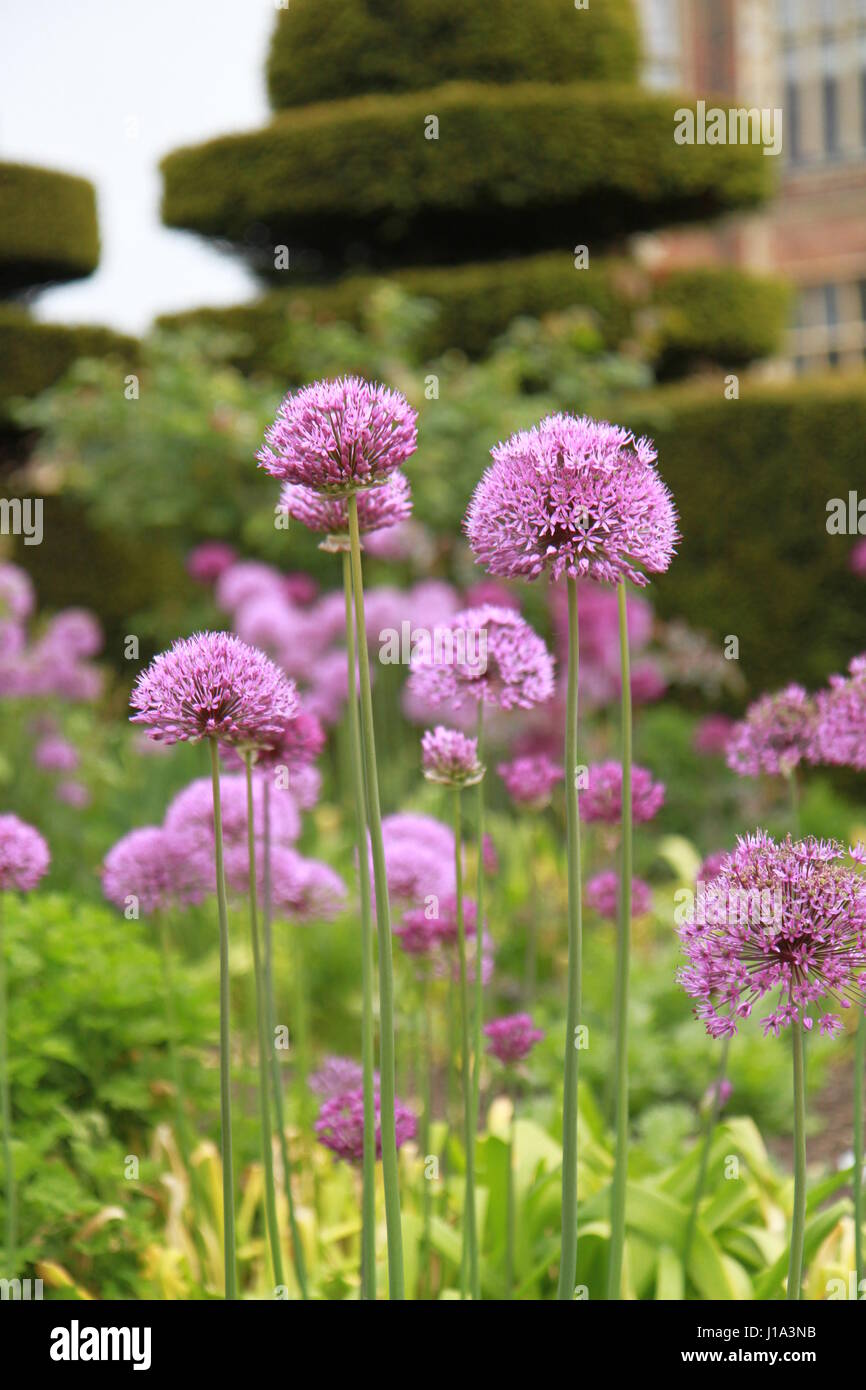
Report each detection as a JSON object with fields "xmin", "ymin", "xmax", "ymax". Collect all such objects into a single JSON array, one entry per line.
[
  {"xmin": 626, "ymin": 375, "xmax": 866, "ymax": 694},
  {"xmin": 266, "ymin": 0, "xmax": 641, "ymax": 110},
  {"xmin": 0, "ymin": 163, "xmax": 99, "ymax": 295},
  {"xmin": 651, "ymin": 267, "xmax": 791, "ymax": 377},
  {"xmin": 161, "ymin": 84, "xmax": 772, "ymax": 274},
  {"xmin": 0, "ymin": 307, "xmax": 137, "ymax": 412},
  {"xmin": 157, "ymin": 252, "xmax": 634, "ymax": 366}
]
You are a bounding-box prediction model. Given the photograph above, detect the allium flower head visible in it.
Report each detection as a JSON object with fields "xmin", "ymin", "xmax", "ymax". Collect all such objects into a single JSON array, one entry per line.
[
  {"xmin": 409, "ymin": 605, "xmax": 554, "ymax": 711},
  {"xmin": 0, "ymin": 564, "xmax": 35, "ymax": 622},
  {"xmin": 375, "ymin": 812, "xmax": 456, "ymax": 905},
  {"xmin": 406, "ymin": 892, "xmax": 479, "ymax": 947},
  {"xmin": 812, "ymin": 655, "xmax": 866, "ymax": 771},
  {"xmin": 498, "ymin": 753, "xmax": 563, "ymax": 808},
  {"xmin": 259, "ymin": 376, "xmax": 418, "ymax": 495},
  {"xmin": 223, "ymin": 708, "xmax": 325, "ymax": 774},
  {"xmin": 466, "ymin": 414, "xmax": 678, "ymax": 586},
  {"xmin": 484, "ymin": 1012, "xmax": 544, "ymax": 1065},
  {"xmin": 421, "ymin": 726, "xmax": 484, "ymax": 788},
  {"xmin": 102, "ymin": 826, "xmax": 205, "ymax": 915},
  {"xmin": 164, "ymin": 772, "xmax": 301, "ymax": 855},
  {"xmin": 581, "ymin": 761, "xmax": 665, "ymax": 824},
  {"xmin": 315, "ymin": 1085, "xmax": 416, "ymax": 1164},
  {"xmin": 586, "ymin": 870, "xmax": 652, "ymax": 920},
  {"xmin": 849, "ymin": 539, "xmax": 866, "ymax": 578},
  {"xmin": 394, "ymin": 910, "xmax": 441, "ymax": 957},
  {"xmin": 678, "ymin": 830, "xmax": 866, "ymax": 1038},
  {"xmin": 130, "ymin": 631, "xmax": 298, "ymax": 748},
  {"xmin": 310, "ymin": 1056, "xmax": 366, "ymax": 1100},
  {"xmin": 726, "ymin": 684, "xmax": 816, "ymax": 778},
  {"xmin": 280, "ymin": 471, "xmax": 412, "ymax": 541},
  {"xmin": 42, "ymin": 609, "xmax": 103, "ymax": 659},
  {"xmin": 693, "ymin": 714, "xmax": 735, "ymax": 758},
  {"xmin": 186, "ymin": 541, "xmax": 237, "ymax": 585},
  {"xmin": 697, "ymin": 850, "xmax": 729, "ymax": 884},
  {"xmin": 34, "ymin": 735, "xmax": 79, "ymax": 773},
  {"xmin": 0, "ymin": 814, "xmax": 50, "ymax": 891}
]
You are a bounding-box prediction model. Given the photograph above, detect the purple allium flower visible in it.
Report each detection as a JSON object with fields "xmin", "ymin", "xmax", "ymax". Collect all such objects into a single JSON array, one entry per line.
[
  {"xmin": 812, "ymin": 655, "xmax": 866, "ymax": 771},
  {"xmin": 164, "ymin": 772, "xmax": 301, "ymax": 856},
  {"xmin": 33, "ymin": 735, "xmax": 79, "ymax": 773},
  {"xmin": 849, "ymin": 539, "xmax": 866, "ymax": 578},
  {"xmin": 41, "ymin": 609, "xmax": 103, "ymax": 659},
  {"xmin": 0, "ymin": 564, "xmax": 35, "ymax": 622},
  {"xmin": 376, "ymin": 812, "xmax": 456, "ymax": 905},
  {"xmin": 465, "ymin": 414, "xmax": 678, "ymax": 586},
  {"xmin": 409, "ymin": 605, "xmax": 554, "ymax": 712},
  {"xmin": 364, "ymin": 517, "xmax": 433, "ymax": 563},
  {"xmin": 697, "ymin": 850, "xmax": 729, "ymax": 884},
  {"xmin": 482, "ymin": 832, "xmax": 499, "ymax": 877},
  {"xmin": 309, "ymin": 1055, "xmax": 365, "ymax": 1100},
  {"xmin": 581, "ymin": 761, "xmax": 665, "ymax": 824},
  {"xmin": 259, "ymin": 376, "xmax": 418, "ymax": 495},
  {"xmin": 701, "ymin": 1077, "xmax": 733, "ymax": 1112},
  {"xmin": 130, "ymin": 631, "xmax": 298, "ymax": 748},
  {"xmin": 421, "ymin": 725, "xmax": 484, "ymax": 788},
  {"xmin": 498, "ymin": 753, "xmax": 563, "ymax": 808},
  {"xmin": 280, "ymin": 471, "xmax": 412, "ymax": 538},
  {"xmin": 407, "ymin": 892, "xmax": 479, "ymax": 947},
  {"xmin": 186, "ymin": 541, "xmax": 238, "ymax": 585},
  {"xmin": 102, "ymin": 826, "xmax": 205, "ymax": 915},
  {"xmin": 269, "ymin": 847, "xmax": 346, "ymax": 921},
  {"xmin": 465, "ymin": 579, "xmax": 521, "ymax": 612},
  {"xmin": 585, "ymin": 870, "xmax": 652, "ymax": 920},
  {"xmin": 223, "ymin": 707, "xmax": 325, "ymax": 774},
  {"xmin": 56, "ymin": 780, "xmax": 90, "ymax": 809},
  {"xmin": 726, "ymin": 684, "xmax": 816, "ymax": 778},
  {"xmin": 484, "ymin": 1012, "xmax": 544, "ymax": 1065},
  {"xmin": 0, "ymin": 814, "xmax": 49, "ymax": 891},
  {"xmin": 394, "ymin": 909, "xmax": 441, "ymax": 957},
  {"xmin": 678, "ymin": 830, "xmax": 866, "ymax": 1038},
  {"xmin": 315, "ymin": 1085, "xmax": 416, "ymax": 1164},
  {"xmin": 693, "ymin": 714, "xmax": 735, "ymax": 758},
  {"xmin": 215, "ymin": 560, "xmax": 287, "ymax": 615}
]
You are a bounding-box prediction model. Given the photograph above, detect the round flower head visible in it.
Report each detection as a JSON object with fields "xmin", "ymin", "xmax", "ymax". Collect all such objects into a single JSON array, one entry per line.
[
  {"xmin": 693, "ymin": 714, "xmax": 735, "ymax": 758},
  {"xmin": 0, "ymin": 814, "xmax": 49, "ymax": 891},
  {"xmin": 315, "ymin": 1085, "xmax": 417, "ymax": 1164},
  {"xmin": 280, "ymin": 471, "xmax": 412, "ymax": 543},
  {"xmin": 216, "ymin": 561, "xmax": 286, "ymax": 615},
  {"xmin": 394, "ymin": 910, "xmax": 442, "ymax": 958},
  {"xmin": 678, "ymin": 830, "xmax": 866, "ymax": 1039},
  {"xmin": 586, "ymin": 870, "xmax": 652, "ymax": 920},
  {"xmin": 374, "ymin": 812, "xmax": 456, "ymax": 906},
  {"xmin": 408, "ymin": 892, "xmax": 479, "ymax": 947},
  {"xmin": 42, "ymin": 609, "xmax": 103, "ymax": 659},
  {"xmin": 310, "ymin": 1056, "xmax": 365, "ymax": 1100},
  {"xmin": 421, "ymin": 726, "xmax": 484, "ymax": 788},
  {"xmin": 812, "ymin": 655, "xmax": 866, "ymax": 771},
  {"xmin": 0, "ymin": 564, "xmax": 35, "ymax": 622},
  {"xmin": 581, "ymin": 761, "xmax": 665, "ymax": 824},
  {"xmin": 726, "ymin": 684, "xmax": 816, "ymax": 778},
  {"xmin": 130, "ymin": 631, "xmax": 298, "ymax": 748},
  {"xmin": 466, "ymin": 413, "xmax": 678, "ymax": 585},
  {"xmin": 498, "ymin": 753, "xmax": 563, "ymax": 808},
  {"xmin": 484, "ymin": 1012, "xmax": 544, "ymax": 1065},
  {"xmin": 697, "ymin": 850, "xmax": 729, "ymax": 884},
  {"xmin": 259, "ymin": 376, "xmax": 418, "ymax": 495},
  {"xmin": 223, "ymin": 708, "xmax": 324, "ymax": 774},
  {"xmin": 164, "ymin": 772, "xmax": 301, "ymax": 857},
  {"xmin": 409, "ymin": 605, "xmax": 554, "ymax": 712},
  {"xmin": 102, "ymin": 826, "xmax": 205, "ymax": 915},
  {"xmin": 186, "ymin": 541, "xmax": 237, "ymax": 585},
  {"xmin": 34, "ymin": 735, "xmax": 79, "ymax": 773}
]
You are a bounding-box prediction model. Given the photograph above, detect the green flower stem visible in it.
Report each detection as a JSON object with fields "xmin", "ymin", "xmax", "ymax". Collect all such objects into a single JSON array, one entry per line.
[
  {"xmin": 243, "ymin": 753, "xmax": 284, "ymax": 1290},
  {"xmin": 607, "ymin": 580, "xmax": 632, "ymax": 1300},
  {"xmin": 262, "ymin": 780, "xmax": 308, "ymax": 1299},
  {"xmin": 347, "ymin": 492, "xmax": 405, "ymax": 1299},
  {"xmin": 470, "ymin": 700, "xmax": 485, "ymax": 1302},
  {"xmin": 454, "ymin": 788, "xmax": 478, "ymax": 1299},
  {"xmin": 855, "ymin": 1012, "xmax": 865, "ymax": 1291},
  {"xmin": 342, "ymin": 550, "xmax": 377, "ymax": 1301},
  {"xmin": 0, "ymin": 894, "xmax": 15, "ymax": 1277},
  {"xmin": 208, "ymin": 736, "xmax": 237, "ymax": 1300},
  {"xmin": 787, "ymin": 769, "xmax": 801, "ymax": 837},
  {"xmin": 557, "ymin": 574, "xmax": 583, "ymax": 1300},
  {"xmin": 787, "ymin": 1017, "xmax": 807, "ymax": 1300},
  {"xmin": 506, "ymin": 1087, "xmax": 516, "ymax": 1300},
  {"xmin": 420, "ymin": 968, "xmax": 433, "ymax": 1299},
  {"xmin": 683, "ymin": 1034, "xmax": 730, "ymax": 1276}
]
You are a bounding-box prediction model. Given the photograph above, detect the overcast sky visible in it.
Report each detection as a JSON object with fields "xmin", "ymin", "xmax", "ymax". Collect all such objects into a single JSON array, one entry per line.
[{"xmin": 1, "ymin": 0, "xmax": 277, "ymax": 332}]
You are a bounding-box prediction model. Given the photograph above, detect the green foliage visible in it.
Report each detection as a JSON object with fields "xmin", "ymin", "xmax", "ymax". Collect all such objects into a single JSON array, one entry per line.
[
  {"xmin": 0, "ymin": 305, "xmax": 137, "ymax": 416},
  {"xmin": 265, "ymin": 0, "xmax": 641, "ymax": 110},
  {"xmin": 626, "ymin": 374, "xmax": 866, "ymax": 693},
  {"xmin": 0, "ymin": 162, "xmax": 99, "ymax": 295},
  {"xmin": 161, "ymin": 84, "xmax": 771, "ymax": 275},
  {"xmin": 651, "ymin": 267, "xmax": 792, "ymax": 377}
]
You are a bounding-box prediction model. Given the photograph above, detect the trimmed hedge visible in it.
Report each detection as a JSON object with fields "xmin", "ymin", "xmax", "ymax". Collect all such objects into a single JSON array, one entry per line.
[
  {"xmin": 266, "ymin": 0, "xmax": 641, "ymax": 110},
  {"xmin": 161, "ymin": 83, "xmax": 772, "ymax": 275},
  {"xmin": 651, "ymin": 267, "xmax": 791, "ymax": 377},
  {"xmin": 0, "ymin": 307, "xmax": 138, "ymax": 412},
  {"xmin": 156, "ymin": 252, "xmax": 634, "ymax": 366},
  {"xmin": 0, "ymin": 163, "xmax": 99, "ymax": 295},
  {"xmin": 626, "ymin": 375, "xmax": 866, "ymax": 694}
]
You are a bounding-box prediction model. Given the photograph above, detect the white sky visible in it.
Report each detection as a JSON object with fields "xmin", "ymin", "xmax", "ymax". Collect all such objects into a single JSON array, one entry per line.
[{"xmin": 1, "ymin": 0, "xmax": 278, "ymax": 332}]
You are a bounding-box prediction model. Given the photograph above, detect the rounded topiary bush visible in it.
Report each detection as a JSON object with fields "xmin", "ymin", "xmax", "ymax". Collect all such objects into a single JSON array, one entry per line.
[
  {"xmin": 266, "ymin": 0, "xmax": 641, "ymax": 110},
  {"xmin": 652, "ymin": 267, "xmax": 791, "ymax": 376},
  {"xmin": 0, "ymin": 163, "xmax": 99, "ymax": 295},
  {"xmin": 0, "ymin": 306, "xmax": 137, "ymax": 417}
]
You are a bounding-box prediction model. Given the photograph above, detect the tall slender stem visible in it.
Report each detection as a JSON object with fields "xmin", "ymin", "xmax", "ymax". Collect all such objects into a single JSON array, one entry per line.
[
  {"xmin": 855, "ymin": 1012, "xmax": 865, "ymax": 1291},
  {"xmin": 244, "ymin": 753, "xmax": 284, "ymax": 1290},
  {"xmin": 557, "ymin": 575, "xmax": 583, "ymax": 1299},
  {"xmin": 263, "ymin": 779, "xmax": 308, "ymax": 1299},
  {"xmin": 454, "ymin": 789, "xmax": 478, "ymax": 1298},
  {"xmin": 506, "ymin": 1089, "xmax": 516, "ymax": 1300},
  {"xmin": 787, "ymin": 769, "xmax": 801, "ymax": 837},
  {"xmin": 607, "ymin": 581, "xmax": 632, "ymax": 1300},
  {"xmin": 470, "ymin": 700, "xmax": 485, "ymax": 1301},
  {"xmin": 209, "ymin": 737, "xmax": 237, "ymax": 1300},
  {"xmin": 347, "ymin": 492, "xmax": 404, "ymax": 1299},
  {"xmin": 342, "ymin": 549, "xmax": 377, "ymax": 1301},
  {"xmin": 420, "ymin": 968, "xmax": 433, "ymax": 1300},
  {"xmin": 683, "ymin": 1034, "xmax": 730, "ymax": 1277},
  {"xmin": 0, "ymin": 894, "xmax": 15, "ymax": 1276},
  {"xmin": 787, "ymin": 1018, "xmax": 807, "ymax": 1300}
]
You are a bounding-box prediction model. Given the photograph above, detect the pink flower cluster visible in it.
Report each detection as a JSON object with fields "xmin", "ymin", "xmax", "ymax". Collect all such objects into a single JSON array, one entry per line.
[
  {"xmin": 315, "ymin": 1084, "xmax": 416, "ymax": 1164},
  {"xmin": 585, "ymin": 870, "xmax": 652, "ymax": 920},
  {"xmin": 421, "ymin": 726, "xmax": 484, "ymax": 788},
  {"xmin": 409, "ymin": 605, "xmax": 555, "ymax": 714},
  {"xmin": 581, "ymin": 762, "xmax": 665, "ymax": 824},
  {"xmin": 484, "ymin": 1012, "xmax": 544, "ymax": 1065},
  {"xmin": 497, "ymin": 753, "xmax": 563, "ymax": 808},
  {"xmin": 0, "ymin": 814, "xmax": 50, "ymax": 892},
  {"xmin": 726, "ymin": 684, "xmax": 816, "ymax": 778},
  {"xmin": 0, "ymin": 564, "xmax": 103, "ymax": 702}
]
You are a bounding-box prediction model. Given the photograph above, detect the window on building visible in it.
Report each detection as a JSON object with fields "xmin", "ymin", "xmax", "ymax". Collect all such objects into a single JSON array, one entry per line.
[
  {"xmin": 823, "ymin": 76, "xmax": 839, "ymax": 156},
  {"xmin": 785, "ymin": 80, "xmax": 801, "ymax": 164}
]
